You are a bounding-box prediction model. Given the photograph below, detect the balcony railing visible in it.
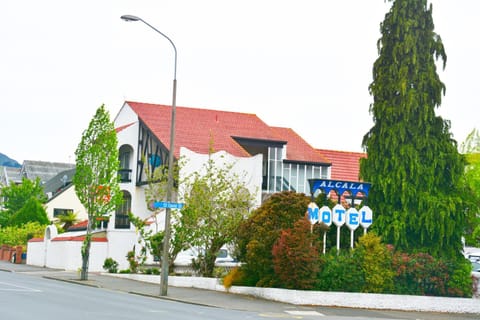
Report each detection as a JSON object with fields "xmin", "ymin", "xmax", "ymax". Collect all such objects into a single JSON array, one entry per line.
[{"xmin": 118, "ymin": 169, "xmax": 132, "ymax": 183}]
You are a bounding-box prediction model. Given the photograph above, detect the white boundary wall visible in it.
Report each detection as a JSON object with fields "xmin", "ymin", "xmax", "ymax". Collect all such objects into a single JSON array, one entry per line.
[
  {"xmin": 108, "ymin": 273, "xmax": 480, "ymax": 314},
  {"xmin": 27, "ymin": 225, "xmax": 138, "ymax": 272}
]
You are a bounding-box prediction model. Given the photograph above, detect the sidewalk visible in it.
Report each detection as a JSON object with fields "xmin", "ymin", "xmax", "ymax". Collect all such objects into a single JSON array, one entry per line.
[{"xmin": 1, "ymin": 261, "xmax": 479, "ymax": 314}]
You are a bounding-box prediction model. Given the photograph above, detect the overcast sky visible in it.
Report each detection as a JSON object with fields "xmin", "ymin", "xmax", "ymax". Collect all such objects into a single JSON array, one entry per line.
[{"xmin": 1, "ymin": 1, "xmax": 479, "ymax": 164}]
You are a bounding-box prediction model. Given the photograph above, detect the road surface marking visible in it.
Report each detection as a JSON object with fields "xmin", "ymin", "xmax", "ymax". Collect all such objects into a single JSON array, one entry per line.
[
  {"xmin": 0, "ymin": 281, "xmax": 42, "ymax": 292},
  {"xmin": 286, "ymin": 310, "xmax": 325, "ymax": 316}
]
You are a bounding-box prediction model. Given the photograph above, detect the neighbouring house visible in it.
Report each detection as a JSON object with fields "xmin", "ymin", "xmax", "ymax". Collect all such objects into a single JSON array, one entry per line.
[
  {"xmin": 28, "ymin": 101, "xmax": 366, "ymax": 271},
  {"xmin": 1, "ymin": 160, "xmax": 76, "ymax": 211},
  {"xmin": 42, "ymin": 168, "xmax": 88, "ymax": 222}
]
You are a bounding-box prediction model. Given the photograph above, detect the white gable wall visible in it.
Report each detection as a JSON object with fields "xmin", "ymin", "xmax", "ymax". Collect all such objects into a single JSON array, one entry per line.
[{"xmin": 45, "ymin": 186, "xmax": 88, "ymax": 222}]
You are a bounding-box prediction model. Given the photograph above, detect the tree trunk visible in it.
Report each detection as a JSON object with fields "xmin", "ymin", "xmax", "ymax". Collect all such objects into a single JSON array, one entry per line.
[{"xmin": 80, "ymin": 220, "xmax": 93, "ymax": 280}]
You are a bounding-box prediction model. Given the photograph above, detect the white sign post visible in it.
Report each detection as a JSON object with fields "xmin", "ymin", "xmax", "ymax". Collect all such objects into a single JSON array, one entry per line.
[
  {"xmin": 319, "ymin": 205, "xmax": 332, "ymax": 254},
  {"xmin": 332, "ymin": 204, "xmax": 346, "ymax": 252},
  {"xmin": 346, "ymin": 207, "xmax": 360, "ymax": 248}
]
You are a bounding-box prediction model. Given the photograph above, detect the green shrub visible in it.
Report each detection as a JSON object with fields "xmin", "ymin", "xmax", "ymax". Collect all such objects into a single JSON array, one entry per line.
[
  {"xmin": 142, "ymin": 267, "xmax": 160, "ymax": 275},
  {"xmin": 355, "ymin": 233, "xmax": 394, "ymax": 293},
  {"xmin": 0, "ymin": 222, "xmax": 45, "ymax": 249},
  {"xmin": 126, "ymin": 250, "xmax": 139, "ymax": 273},
  {"xmin": 317, "ymin": 250, "xmax": 364, "ymax": 292},
  {"xmin": 119, "ymin": 269, "xmax": 131, "ymax": 274},
  {"xmin": 445, "ymin": 258, "xmax": 473, "ymax": 297},
  {"xmin": 102, "ymin": 257, "xmax": 119, "ymax": 273}
]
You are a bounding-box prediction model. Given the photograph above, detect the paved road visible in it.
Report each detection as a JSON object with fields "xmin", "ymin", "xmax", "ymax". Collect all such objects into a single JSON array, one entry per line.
[{"xmin": 1, "ymin": 261, "xmax": 479, "ymax": 319}]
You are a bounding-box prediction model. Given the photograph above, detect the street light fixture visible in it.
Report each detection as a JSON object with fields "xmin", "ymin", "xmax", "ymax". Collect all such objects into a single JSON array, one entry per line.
[{"xmin": 121, "ymin": 14, "xmax": 177, "ymax": 296}]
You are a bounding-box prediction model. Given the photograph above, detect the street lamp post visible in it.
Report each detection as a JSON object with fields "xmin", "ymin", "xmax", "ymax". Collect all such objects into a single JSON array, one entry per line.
[{"xmin": 121, "ymin": 14, "xmax": 177, "ymax": 296}]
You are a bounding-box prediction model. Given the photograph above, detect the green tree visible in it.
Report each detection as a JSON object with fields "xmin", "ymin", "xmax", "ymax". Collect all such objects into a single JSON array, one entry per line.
[
  {"xmin": 460, "ymin": 128, "xmax": 480, "ymax": 246},
  {"xmin": 143, "ymin": 158, "xmax": 185, "ymax": 271},
  {"xmin": 9, "ymin": 197, "xmax": 49, "ymax": 227},
  {"xmin": 73, "ymin": 104, "xmax": 122, "ymax": 280},
  {"xmin": 180, "ymin": 154, "xmax": 255, "ymax": 277},
  {"xmin": 361, "ymin": 0, "xmax": 472, "ymax": 259},
  {"xmin": 0, "ymin": 177, "xmax": 47, "ymax": 226}
]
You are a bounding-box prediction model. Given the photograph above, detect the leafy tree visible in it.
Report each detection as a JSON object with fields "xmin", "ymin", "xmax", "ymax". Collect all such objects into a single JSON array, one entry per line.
[
  {"xmin": 235, "ymin": 191, "xmax": 311, "ymax": 286},
  {"xmin": 9, "ymin": 197, "xmax": 49, "ymax": 227},
  {"xmin": 460, "ymin": 129, "xmax": 480, "ymax": 246},
  {"xmin": 361, "ymin": 0, "xmax": 473, "ymax": 259},
  {"xmin": 73, "ymin": 104, "xmax": 122, "ymax": 280},
  {"xmin": 460, "ymin": 128, "xmax": 480, "ymax": 154},
  {"xmin": 0, "ymin": 177, "xmax": 47, "ymax": 226},
  {"xmin": 180, "ymin": 154, "xmax": 255, "ymax": 277},
  {"xmin": 142, "ymin": 158, "xmax": 185, "ymax": 271}
]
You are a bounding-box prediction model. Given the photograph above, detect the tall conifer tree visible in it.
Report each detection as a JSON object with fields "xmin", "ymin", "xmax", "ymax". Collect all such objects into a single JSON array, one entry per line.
[{"xmin": 361, "ymin": 0, "xmax": 470, "ymax": 259}]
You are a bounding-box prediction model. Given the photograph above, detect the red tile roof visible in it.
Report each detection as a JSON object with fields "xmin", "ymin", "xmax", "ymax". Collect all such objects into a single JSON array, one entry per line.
[
  {"xmin": 125, "ymin": 101, "xmax": 328, "ymax": 164},
  {"xmin": 272, "ymin": 127, "xmax": 330, "ymax": 164},
  {"xmin": 317, "ymin": 149, "xmax": 366, "ymax": 181},
  {"xmin": 52, "ymin": 236, "xmax": 108, "ymax": 242}
]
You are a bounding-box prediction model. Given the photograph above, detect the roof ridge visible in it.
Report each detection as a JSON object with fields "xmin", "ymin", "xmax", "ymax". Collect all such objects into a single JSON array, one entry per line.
[{"xmin": 126, "ymin": 101, "xmax": 259, "ymax": 117}]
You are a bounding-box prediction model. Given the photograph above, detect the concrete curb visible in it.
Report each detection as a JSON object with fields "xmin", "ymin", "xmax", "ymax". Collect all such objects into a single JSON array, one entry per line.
[{"xmin": 106, "ymin": 273, "xmax": 480, "ymax": 314}]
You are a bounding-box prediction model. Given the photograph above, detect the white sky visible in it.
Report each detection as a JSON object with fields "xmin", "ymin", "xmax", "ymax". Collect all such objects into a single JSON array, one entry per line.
[{"xmin": 1, "ymin": 0, "xmax": 479, "ymax": 164}]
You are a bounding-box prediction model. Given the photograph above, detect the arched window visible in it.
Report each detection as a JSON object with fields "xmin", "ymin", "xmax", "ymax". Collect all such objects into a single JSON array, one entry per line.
[
  {"xmin": 118, "ymin": 145, "xmax": 133, "ymax": 182},
  {"xmin": 115, "ymin": 191, "xmax": 131, "ymax": 229}
]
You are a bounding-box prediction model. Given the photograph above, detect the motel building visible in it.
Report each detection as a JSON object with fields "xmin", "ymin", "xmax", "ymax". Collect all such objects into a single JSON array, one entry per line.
[{"xmin": 27, "ymin": 101, "xmax": 366, "ymax": 271}]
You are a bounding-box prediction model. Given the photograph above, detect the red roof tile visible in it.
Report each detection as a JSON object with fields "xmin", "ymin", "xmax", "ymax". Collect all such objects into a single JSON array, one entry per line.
[
  {"xmin": 272, "ymin": 127, "xmax": 330, "ymax": 164},
  {"xmin": 125, "ymin": 101, "xmax": 327, "ymax": 164},
  {"xmin": 317, "ymin": 149, "xmax": 366, "ymax": 181},
  {"xmin": 52, "ymin": 236, "xmax": 108, "ymax": 242}
]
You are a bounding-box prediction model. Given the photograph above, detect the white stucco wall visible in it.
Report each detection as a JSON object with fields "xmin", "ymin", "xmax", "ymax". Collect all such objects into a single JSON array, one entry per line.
[
  {"xmin": 27, "ymin": 224, "xmax": 138, "ymax": 272},
  {"xmin": 106, "ymin": 228, "xmax": 138, "ymax": 271},
  {"xmin": 113, "ymin": 102, "xmax": 139, "ymax": 127},
  {"xmin": 179, "ymin": 147, "xmax": 263, "ymax": 208},
  {"xmin": 26, "ymin": 241, "xmax": 45, "ymax": 266}
]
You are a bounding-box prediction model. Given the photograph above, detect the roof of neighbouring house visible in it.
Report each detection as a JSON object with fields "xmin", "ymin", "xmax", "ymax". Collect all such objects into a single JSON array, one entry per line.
[
  {"xmin": 43, "ymin": 168, "xmax": 75, "ymax": 200},
  {"xmin": 0, "ymin": 165, "xmax": 22, "ymax": 185},
  {"xmin": 21, "ymin": 160, "xmax": 75, "ymax": 184},
  {"xmin": 317, "ymin": 149, "xmax": 367, "ymax": 181},
  {"xmin": 124, "ymin": 101, "xmax": 329, "ymax": 164}
]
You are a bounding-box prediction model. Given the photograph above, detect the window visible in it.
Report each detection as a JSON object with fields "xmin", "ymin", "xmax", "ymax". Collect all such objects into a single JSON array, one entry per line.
[
  {"xmin": 53, "ymin": 208, "xmax": 73, "ymax": 217},
  {"xmin": 115, "ymin": 191, "xmax": 131, "ymax": 229},
  {"xmin": 118, "ymin": 145, "xmax": 133, "ymax": 183}
]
